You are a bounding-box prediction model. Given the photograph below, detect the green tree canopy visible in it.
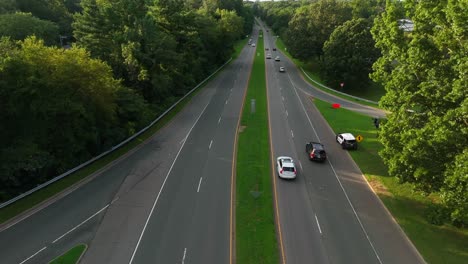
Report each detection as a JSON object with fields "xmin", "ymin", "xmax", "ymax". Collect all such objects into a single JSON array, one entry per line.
[
  {"xmin": 371, "ymin": 0, "xmax": 467, "ymax": 226},
  {"xmin": 15, "ymin": 0, "xmax": 73, "ymax": 35},
  {"xmin": 0, "ymin": 37, "xmax": 129, "ymax": 199},
  {"xmin": 285, "ymin": 0, "xmax": 352, "ymax": 60},
  {"xmin": 0, "ymin": 12, "xmax": 59, "ymax": 45},
  {"xmin": 323, "ymin": 18, "xmax": 380, "ymax": 89}
]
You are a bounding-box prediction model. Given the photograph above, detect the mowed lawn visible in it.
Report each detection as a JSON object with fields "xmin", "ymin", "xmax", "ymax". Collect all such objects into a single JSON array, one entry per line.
[
  {"xmin": 236, "ymin": 32, "xmax": 279, "ymax": 264},
  {"xmin": 313, "ymin": 98, "xmax": 468, "ymax": 264}
]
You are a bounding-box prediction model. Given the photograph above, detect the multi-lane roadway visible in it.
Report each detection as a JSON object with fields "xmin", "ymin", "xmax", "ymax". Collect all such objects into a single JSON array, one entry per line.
[
  {"xmin": 0, "ymin": 28, "xmax": 259, "ymax": 264},
  {"xmin": 0, "ymin": 20, "xmax": 425, "ymax": 264},
  {"xmin": 261, "ymin": 21, "xmax": 424, "ymax": 264}
]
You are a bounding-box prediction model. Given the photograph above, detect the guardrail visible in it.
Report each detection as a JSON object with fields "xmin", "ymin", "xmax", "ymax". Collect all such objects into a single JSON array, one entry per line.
[
  {"xmin": 300, "ymin": 68, "xmax": 379, "ymax": 105},
  {"xmin": 0, "ymin": 58, "xmax": 233, "ymax": 210}
]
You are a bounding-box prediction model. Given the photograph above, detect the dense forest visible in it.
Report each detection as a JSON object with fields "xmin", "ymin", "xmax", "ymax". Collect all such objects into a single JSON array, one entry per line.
[
  {"xmin": 257, "ymin": 0, "xmax": 466, "ymax": 227},
  {"xmin": 0, "ymin": 0, "xmax": 253, "ymax": 201}
]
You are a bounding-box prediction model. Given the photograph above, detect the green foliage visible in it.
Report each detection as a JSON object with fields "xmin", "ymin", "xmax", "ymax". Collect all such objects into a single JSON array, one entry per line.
[
  {"xmin": 74, "ymin": 0, "xmax": 248, "ymax": 104},
  {"xmin": 323, "ymin": 18, "xmax": 380, "ymax": 89},
  {"xmin": 442, "ymin": 149, "xmax": 468, "ymax": 227},
  {"xmin": 351, "ymin": 0, "xmax": 385, "ymax": 19},
  {"xmin": 0, "ymin": 0, "xmax": 17, "ymax": 14},
  {"xmin": 257, "ymin": 1, "xmax": 301, "ymax": 37},
  {"xmin": 0, "ymin": 37, "xmax": 147, "ymax": 200},
  {"xmin": 0, "ymin": 12, "xmax": 59, "ymax": 45},
  {"xmin": 217, "ymin": 8, "xmax": 244, "ymax": 44},
  {"xmin": 15, "ymin": 0, "xmax": 73, "ymax": 35},
  {"xmin": 371, "ymin": 0, "xmax": 467, "ymax": 225},
  {"xmin": 285, "ymin": 0, "xmax": 352, "ymax": 60}
]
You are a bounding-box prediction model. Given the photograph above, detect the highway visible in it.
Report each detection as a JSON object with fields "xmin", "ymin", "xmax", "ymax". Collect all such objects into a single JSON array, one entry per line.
[
  {"xmin": 0, "ymin": 20, "xmax": 426, "ymax": 264},
  {"xmin": 261, "ymin": 21, "xmax": 425, "ymax": 264},
  {"xmin": 0, "ymin": 29, "xmax": 258, "ymax": 263}
]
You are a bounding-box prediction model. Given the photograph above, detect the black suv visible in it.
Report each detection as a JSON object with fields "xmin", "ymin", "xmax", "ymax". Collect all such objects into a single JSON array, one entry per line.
[{"xmin": 305, "ymin": 142, "xmax": 327, "ymax": 162}]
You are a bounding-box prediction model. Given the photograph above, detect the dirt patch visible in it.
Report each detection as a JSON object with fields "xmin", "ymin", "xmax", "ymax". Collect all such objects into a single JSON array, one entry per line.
[
  {"xmin": 239, "ymin": 125, "xmax": 247, "ymax": 133},
  {"xmin": 367, "ymin": 177, "xmax": 393, "ymax": 197}
]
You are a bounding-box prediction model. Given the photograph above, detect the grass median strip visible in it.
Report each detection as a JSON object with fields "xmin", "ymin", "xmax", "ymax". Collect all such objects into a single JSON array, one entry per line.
[
  {"xmin": 49, "ymin": 244, "xmax": 86, "ymax": 264},
  {"xmin": 313, "ymin": 98, "xmax": 468, "ymax": 264},
  {"xmin": 0, "ymin": 40, "xmax": 247, "ymax": 225},
  {"xmin": 236, "ymin": 33, "xmax": 279, "ymax": 264}
]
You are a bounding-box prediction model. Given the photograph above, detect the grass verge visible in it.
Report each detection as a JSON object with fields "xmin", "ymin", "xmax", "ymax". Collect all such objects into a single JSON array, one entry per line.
[
  {"xmin": 49, "ymin": 244, "xmax": 86, "ymax": 264},
  {"xmin": 274, "ymin": 37, "xmax": 385, "ymax": 107},
  {"xmin": 0, "ymin": 48, "xmax": 243, "ymax": 224},
  {"xmin": 313, "ymin": 98, "xmax": 468, "ymax": 264},
  {"xmin": 236, "ymin": 32, "xmax": 279, "ymax": 264}
]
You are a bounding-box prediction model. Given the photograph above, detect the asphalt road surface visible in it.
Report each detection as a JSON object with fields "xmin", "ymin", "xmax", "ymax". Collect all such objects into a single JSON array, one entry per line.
[
  {"xmin": 0, "ymin": 30, "xmax": 258, "ymax": 264},
  {"xmin": 261, "ymin": 21, "xmax": 425, "ymax": 264}
]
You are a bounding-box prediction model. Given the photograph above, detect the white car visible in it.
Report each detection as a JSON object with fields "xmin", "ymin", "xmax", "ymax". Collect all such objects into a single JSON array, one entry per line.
[
  {"xmin": 275, "ymin": 56, "xmax": 280, "ymax": 61},
  {"xmin": 276, "ymin": 156, "xmax": 297, "ymax": 179},
  {"xmin": 279, "ymin": 67, "xmax": 285, "ymax": 72},
  {"xmin": 336, "ymin": 133, "xmax": 358, "ymax": 150},
  {"xmin": 252, "ymin": 43, "xmax": 256, "ymax": 47},
  {"xmin": 266, "ymin": 53, "xmax": 272, "ymax": 59}
]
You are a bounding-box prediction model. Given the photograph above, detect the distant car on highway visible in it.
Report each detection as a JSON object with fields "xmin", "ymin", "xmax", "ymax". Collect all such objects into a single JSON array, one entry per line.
[
  {"xmin": 252, "ymin": 43, "xmax": 256, "ymax": 47},
  {"xmin": 275, "ymin": 56, "xmax": 280, "ymax": 61},
  {"xmin": 279, "ymin": 66, "xmax": 285, "ymax": 72},
  {"xmin": 336, "ymin": 133, "xmax": 358, "ymax": 150},
  {"xmin": 266, "ymin": 53, "xmax": 272, "ymax": 59},
  {"xmin": 276, "ymin": 156, "xmax": 297, "ymax": 179},
  {"xmin": 273, "ymin": 47, "xmax": 277, "ymax": 51},
  {"xmin": 265, "ymin": 47, "xmax": 269, "ymax": 51},
  {"xmin": 305, "ymin": 142, "xmax": 327, "ymax": 162}
]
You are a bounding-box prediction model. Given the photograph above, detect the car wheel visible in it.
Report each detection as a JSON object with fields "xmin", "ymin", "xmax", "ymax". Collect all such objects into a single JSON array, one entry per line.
[{"xmin": 342, "ymin": 143, "xmax": 346, "ymax": 149}]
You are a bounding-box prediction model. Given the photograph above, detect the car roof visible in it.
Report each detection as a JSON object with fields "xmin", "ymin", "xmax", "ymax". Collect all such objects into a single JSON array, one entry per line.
[
  {"xmin": 311, "ymin": 142, "xmax": 324, "ymax": 149},
  {"xmin": 340, "ymin": 133, "xmax": 356, "ymax": 140},
  {"xmin": 277, "ymin": 156, "xmax": 294, "ymax": 163}
]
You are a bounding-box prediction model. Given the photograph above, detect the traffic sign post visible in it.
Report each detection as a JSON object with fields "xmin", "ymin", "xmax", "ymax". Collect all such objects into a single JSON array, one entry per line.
[{"xmin": 356, "ymin": 135, "xmax": 364, "ymax": 142}]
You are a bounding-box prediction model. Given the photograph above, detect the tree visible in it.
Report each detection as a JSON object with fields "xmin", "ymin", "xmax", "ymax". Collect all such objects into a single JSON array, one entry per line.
[
  {"xmin": 0, "ymin": 12, "xmax": 59, "ymax": 45},
  {"xmin": 217, "ymin": 9, "xmax": 244, "ymax": 46},
  {"xmin": 16, "ymin": 0, "xmax": 73, "ymax": 35},
  {"xmin": 371, "ymin": 0, "xmax": 467, "ymax": 225},
  {"xmin": 442, "ymin": 149, "xmax": 468, "ymax": 227},
  {"xmin": 286, "ymin": 0, "xmax": 352, "ymax": 60},
  {"xmin": 322, "ymin": 18, "xmax": 380, "ymax": 89},
  {"xmin": 0, "ymin": 0, "xmax": 17, "ymax": 14},
  {"xmin": 0, "ymin": 37, "xmax": 131, "ymax": 199},
  {"xmin": 74, "ymin": 0, "xmax": 180, "ymax": 103},
  {"xmin": 351, "ymin": 0, "xmax": 385, "ymax": 19}
]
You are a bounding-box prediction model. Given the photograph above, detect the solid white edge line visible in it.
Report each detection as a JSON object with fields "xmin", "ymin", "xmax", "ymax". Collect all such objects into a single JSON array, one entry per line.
[
  {"xmin": 315, "ymin": 214, "xmax": 322, "ymax": 235},
  {"xmin": 209, "ymin": 140, "xmax": 213, "ymax": 149},
  {"xmin": 19, "ymin": 246, "xmax": 47, "ymax": 264},
  {"xmin": 288, "ymin": 75, "xmax": 383, "ymax": 264},
  {"xmin": 197, "ymin": 177, "xmax": 203, "ymax": 193},
  {"xmin": 128, "ymin": 102, "xmax": 210, "ymax": 264},
  {"xmin": 52, "ymin": 204, "xmax": 110, "ymax": 244},
  {"xmin": 182, "ymin": 248, "xmax": 187, "ymax": 264},
  {"xmin": 287, "ymin": 74, "xmax": 321, "ymax": 141}
]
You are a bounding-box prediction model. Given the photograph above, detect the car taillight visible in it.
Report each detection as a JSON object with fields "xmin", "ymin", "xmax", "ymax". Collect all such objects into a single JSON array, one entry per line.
[
  {"xmin": 280, "ymin": 169, "xmax": 283, "ymax": 174},
  {"xmin": 310, "ymin": 153, "xmax": 314, "ymax": 158},
  {"xmin": 293, "ymin": 168, "xmax": 296, "ymax": 174}
]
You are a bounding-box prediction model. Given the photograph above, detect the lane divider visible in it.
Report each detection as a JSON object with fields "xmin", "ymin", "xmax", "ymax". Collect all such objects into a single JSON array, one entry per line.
[{"xmin": 128, "ymin": 102, "xmax": 210, "ymax": 264}]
